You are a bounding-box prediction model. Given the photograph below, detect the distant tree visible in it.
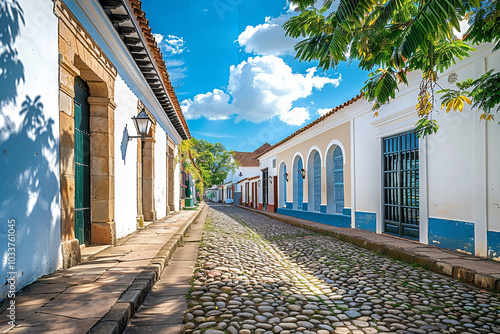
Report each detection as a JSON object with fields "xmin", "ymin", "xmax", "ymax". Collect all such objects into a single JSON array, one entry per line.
[
  {"xmin": 178, "ymin": 138, "xmax": 238, "ymax": 192},
  {"xmin": 283, "ymin": 0, "xmax": 499, "ymax": 136}
]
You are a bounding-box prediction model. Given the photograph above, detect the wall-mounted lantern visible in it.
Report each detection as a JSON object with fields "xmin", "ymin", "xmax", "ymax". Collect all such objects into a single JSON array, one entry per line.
[
  {"xmin": 299, "ymin": 168, "xmax": 306, "ymax": 179},
  {"xmin": 129, "ymin": 109, "xmax": 153, "ymax": 140},
  {"xmin": 239, "ymin": 172, "xmax": 243, "ymax": 177},
  {"xmin": 121, "ymin": 109, "xmax": 153, "ymax": 163},
  {"xmin": 258, "ymin": 180, "xmax": 261, "ymax": 187},
  {"xmin": 268, "ymin": 176, "xmax": 273, "ymax": 184},
  {"xmin": 284, "ymin": 172, "xmax": 288, "ymax": 182}
]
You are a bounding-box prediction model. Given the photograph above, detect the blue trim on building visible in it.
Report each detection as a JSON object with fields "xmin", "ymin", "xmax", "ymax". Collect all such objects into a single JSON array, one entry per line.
[
  {"xmin": 320, "ymin": 205, "xmax": 327, "ymax": 213},
  {"xmin": 487, "ymin": 230, "xmax": 500, "ymax": 260},
  {"xmin": 429, "ymin": 218, "xmax": 475, "ymax": 255},
  {"xmin": 285, "ymin": 202, "xmax": 293, "ymax": 209},
  {"xmin": 302, "ymin": 202, "xmax": 308, "ymax": 211},
  {"xmin": 276, "ymin": 208, "xmax": 351, "ymax": 228},
  {"xmin": 343, "ymin": 208, "xmax": 351, "ymax": 216},
  {"xmin": 355, "ymin": 211, "xmax": 376, "ymax": 233}
]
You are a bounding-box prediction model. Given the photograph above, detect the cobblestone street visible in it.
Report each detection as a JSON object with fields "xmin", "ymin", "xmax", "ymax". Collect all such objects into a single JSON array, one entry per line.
[{"xmin": 184, "ymin": 204, "xmax": 500, "ymax": 334}]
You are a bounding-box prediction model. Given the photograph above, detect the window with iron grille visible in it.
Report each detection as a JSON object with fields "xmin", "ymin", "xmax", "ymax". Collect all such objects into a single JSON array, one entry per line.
[
  {"xmin": 333, "ymin": 146, "xmax": 344, "ymax": 213},
  {"xmin": 273, "ymin": 159, "xmax": 276, "ymax": 168},
  {"xmin": 383, "ymin": 131, "xmax": 419, "ymax": 239},
  {"xmin": 313, "ymin": 152, "xmax": 321, "ymax": 211}
]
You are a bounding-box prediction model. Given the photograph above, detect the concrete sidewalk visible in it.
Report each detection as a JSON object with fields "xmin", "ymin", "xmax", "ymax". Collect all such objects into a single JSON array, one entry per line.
[
  {"xmin": 0, "ymin": 205, "xmax": 204, "ymax": 334},
  {"xmin": 238, "ymin": 205, "xmax": 500, "ymax": 292}
]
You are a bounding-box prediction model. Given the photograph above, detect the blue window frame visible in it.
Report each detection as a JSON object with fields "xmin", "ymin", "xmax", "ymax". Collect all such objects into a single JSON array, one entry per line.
[
  {"xmin": 313, "ymin": 152, "xmax": 321, "ymax": 211},
  {"xmin": 297, "ymin": 158, "xmax": 303, "ymax": 206},
  {"xmin": 333, "ymin": 147, "xmax": 344, "ymax": 213}
]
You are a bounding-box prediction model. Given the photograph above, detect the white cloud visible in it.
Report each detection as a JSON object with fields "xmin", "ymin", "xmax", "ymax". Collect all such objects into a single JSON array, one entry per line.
[
  {"xmin": 317, "ymin": 108, "xmax": 332, "ymax": 116},
  {"xmin": 279, "ymin": 107, "xmax": 310, "ymax": 126},
  {"xmin": 181, "ymin": 56, "xmax": 341, "ymax": 126},
  {"xmin": 286, "ymin": 2, "xmax": 299, "ymax": 13},
  {"xmin": 182, "ymin": 89, "xmax": 235, "ymax": 121},
  {"xmin": 153, "ymin": 33, "xmax": 188, "ymax": 80},
  {"xmin": 237, "ymin": 14, "xmax": 298, "ymax": 56},
  {"xmin": 153, "ymin": 33, "xmax": 187, "ymax": 55}
]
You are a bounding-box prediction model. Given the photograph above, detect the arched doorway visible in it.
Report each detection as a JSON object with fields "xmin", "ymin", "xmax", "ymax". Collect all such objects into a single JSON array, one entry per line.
[
  {"xmin": 326, "ymin": 143, "xmax": 345, "ymax": 214},
  {"xmin": 293, "ymin": 155, "xmax": 303, "ymax": 210},
  {"xmin": 307, "ymin": 150, "xmax": 322, "ymax": 212}
]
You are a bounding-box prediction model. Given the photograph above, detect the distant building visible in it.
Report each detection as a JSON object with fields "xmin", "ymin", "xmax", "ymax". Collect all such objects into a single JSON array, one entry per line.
[{"xmin": 218, "ymin": 143, "xmax": 271, "ymax": 205}]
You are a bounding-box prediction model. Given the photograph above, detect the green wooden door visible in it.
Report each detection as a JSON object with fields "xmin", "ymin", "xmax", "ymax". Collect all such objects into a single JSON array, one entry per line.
[{"xmin": 74, "ymin": 77, "xmax": 91, "ymax": 245}]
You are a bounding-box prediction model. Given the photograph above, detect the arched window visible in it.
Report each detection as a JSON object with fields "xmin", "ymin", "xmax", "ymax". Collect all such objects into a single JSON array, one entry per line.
[
  {"xmin": 297, "ymin": 158, "xmax": 303, "ymax": 208},
  {"xmin": 313, "ymin": 152, "xmax": 321, "ymax": 211},
  {"xmin": 333, "ymin": 146, "xmax": 344, "ymax": 213}
]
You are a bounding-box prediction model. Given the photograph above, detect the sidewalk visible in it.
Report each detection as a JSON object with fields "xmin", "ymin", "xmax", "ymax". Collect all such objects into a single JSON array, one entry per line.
[
  {"xmin": 238, "ymin": 205, "xmax": 500, "ymax": 292},
  {"xmin": 0, "ymin": 205, "xmax": 204, "ymax": 334}
]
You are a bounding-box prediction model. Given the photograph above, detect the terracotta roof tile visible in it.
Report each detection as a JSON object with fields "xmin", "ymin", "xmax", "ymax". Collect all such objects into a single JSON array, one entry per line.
[
  {"xmin": 129, "ymin": 0, "xmax": 190, "ymax": 138},
  {"xmin": 232, "ymin": 143, "xmax": 271, "ymax": 167},
  {"xmin": 258, "ymin": 94, "xmax": 364, "ymax": 156}
]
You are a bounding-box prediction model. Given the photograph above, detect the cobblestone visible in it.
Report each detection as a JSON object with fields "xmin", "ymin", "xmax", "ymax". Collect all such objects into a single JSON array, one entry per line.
[{"xmin": 184, "ymin": 204, "xmax": 500, "ymax": 333}]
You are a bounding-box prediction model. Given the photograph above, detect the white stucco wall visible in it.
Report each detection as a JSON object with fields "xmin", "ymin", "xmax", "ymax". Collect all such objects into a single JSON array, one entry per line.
[
  {"xmin": 486, "ymin": 51, "xmax": 500, "ymax": 233},
  {"xmin": 354, "ymin": 112, "xmax": 381, "ymax": 213},
  {"xmin": 155, "ymin": 128, "xmax": 167, "ymax": 218},
  {"xmin": 114, "ymin": 76, "xmax": 138, "ymax": 239},
  {"xmin": 0, "ymin": 0, "xmax": 60, "ymax": 299},
  {"xmin": 174, "ymin": 146, "xmax": 181, "ymax": 212}
]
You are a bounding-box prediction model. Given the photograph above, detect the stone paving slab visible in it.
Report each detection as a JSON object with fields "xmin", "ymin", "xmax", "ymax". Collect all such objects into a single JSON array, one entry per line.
[
  {"xmin": 122, "ymin": 204, "xmax": 207, "ymax": 334},
  {"xmin": 0, "ymin": 205, "xmax": 204, "ymax": 334},
  {"xmin": 238, "ymin": 205, "xmax": 500, "ymax": 292}
]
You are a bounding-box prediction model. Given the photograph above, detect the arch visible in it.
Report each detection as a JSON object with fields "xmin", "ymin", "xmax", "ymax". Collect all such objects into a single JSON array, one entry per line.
[
  {"xmin": 324, "ymin": 140, "xmax": 346, "ymax": 166},
  {"xmin": 307, "ymin": 149, "xmax": 322, "ymax": 212},
  {"xmin": 306, "ymin": 145, "xmax": 323, "ymax": 168},
  {"xmin": 326, "ymin": 143, "xmax": 345, "ymax": 213},
  {"xmin": 292, "ymin": 154, "xmax": 304, "ymax": 210},
  {"xmin": 278, "ymin": 160, "xmax": 287, "ymax": 208}
]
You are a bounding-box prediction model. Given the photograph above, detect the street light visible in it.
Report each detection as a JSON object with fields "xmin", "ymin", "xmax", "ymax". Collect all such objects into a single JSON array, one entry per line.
[
  {"xmin": 129, "ymin": 109, "xmax": 152, "ymax": 140},
  {"xmin": 299, "ymin": 168, "xmax": 306, "ymax": 179}
]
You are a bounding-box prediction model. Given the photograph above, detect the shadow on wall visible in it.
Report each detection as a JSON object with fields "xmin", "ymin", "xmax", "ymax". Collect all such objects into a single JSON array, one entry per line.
[{"xmin": 0, "ymin": 0, "xmax": 59, "ymax": 298}]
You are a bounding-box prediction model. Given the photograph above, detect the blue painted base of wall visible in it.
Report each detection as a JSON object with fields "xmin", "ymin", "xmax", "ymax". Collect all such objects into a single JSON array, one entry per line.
[
  {"xmin": 285, "ymin": 202, "xmax": 293, "ymax": 209},
  {"xmin": 343, "ymin": 208, "xmax": 351, "ymax": 216},
  {"xmin": 276, "ymin": 208, "xmax": 350, "ymax": 228},
  {"xmin": 320, "ymin": 205, "xmax": 327, "ymax": 213},
  {"xmin": 355, "ymin": 211, "xmax": 376, "ymax": 233},
  {"xmin": 302, "ymin": 202, "xmax": 308, "ymax": 211},
  {"xmin": 429, "ymin": 218, "xmax": 475, "ymax": 255},
  {"xmin": 487, "ymin": 230, "xmax": 500, "ymax": 260}
]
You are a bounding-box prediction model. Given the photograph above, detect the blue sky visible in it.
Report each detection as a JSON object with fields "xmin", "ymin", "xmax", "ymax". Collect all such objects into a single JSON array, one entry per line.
[{"xmin": 142, "ymin": 0, "xmax": 369, "ymax": 152}]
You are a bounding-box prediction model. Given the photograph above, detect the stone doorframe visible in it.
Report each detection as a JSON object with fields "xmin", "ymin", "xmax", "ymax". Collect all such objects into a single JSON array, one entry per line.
[
  {"xmin": 137, "ymin": 101, "xmax": 157, "ymax": 222},
  {"xmin": 167, "ymin": 136, "xmax": 176, "ymax": 214},
  {"xmin": 55, "ymin": 0, "xmax": 117, "ymax": 268}
]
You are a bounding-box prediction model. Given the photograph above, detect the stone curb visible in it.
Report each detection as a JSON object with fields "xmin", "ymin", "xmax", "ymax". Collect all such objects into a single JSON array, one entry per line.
[
  {"xmin": 87, "ymin": 204, "xmax": 206, "ymax": 334},
  {"xmin": 236, "ymin": 204, "xmax": 500, "ymax": 292}
]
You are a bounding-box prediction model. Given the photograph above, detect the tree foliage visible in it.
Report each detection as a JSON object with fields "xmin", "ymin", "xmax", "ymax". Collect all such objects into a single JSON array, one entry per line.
[
  {"xmin": 177, "ymin": 138, "xmax": 238, "ymax": 192},
  {"xmin": 284, "ymin": 0, "xmax": 499, "ymax": 136}
]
